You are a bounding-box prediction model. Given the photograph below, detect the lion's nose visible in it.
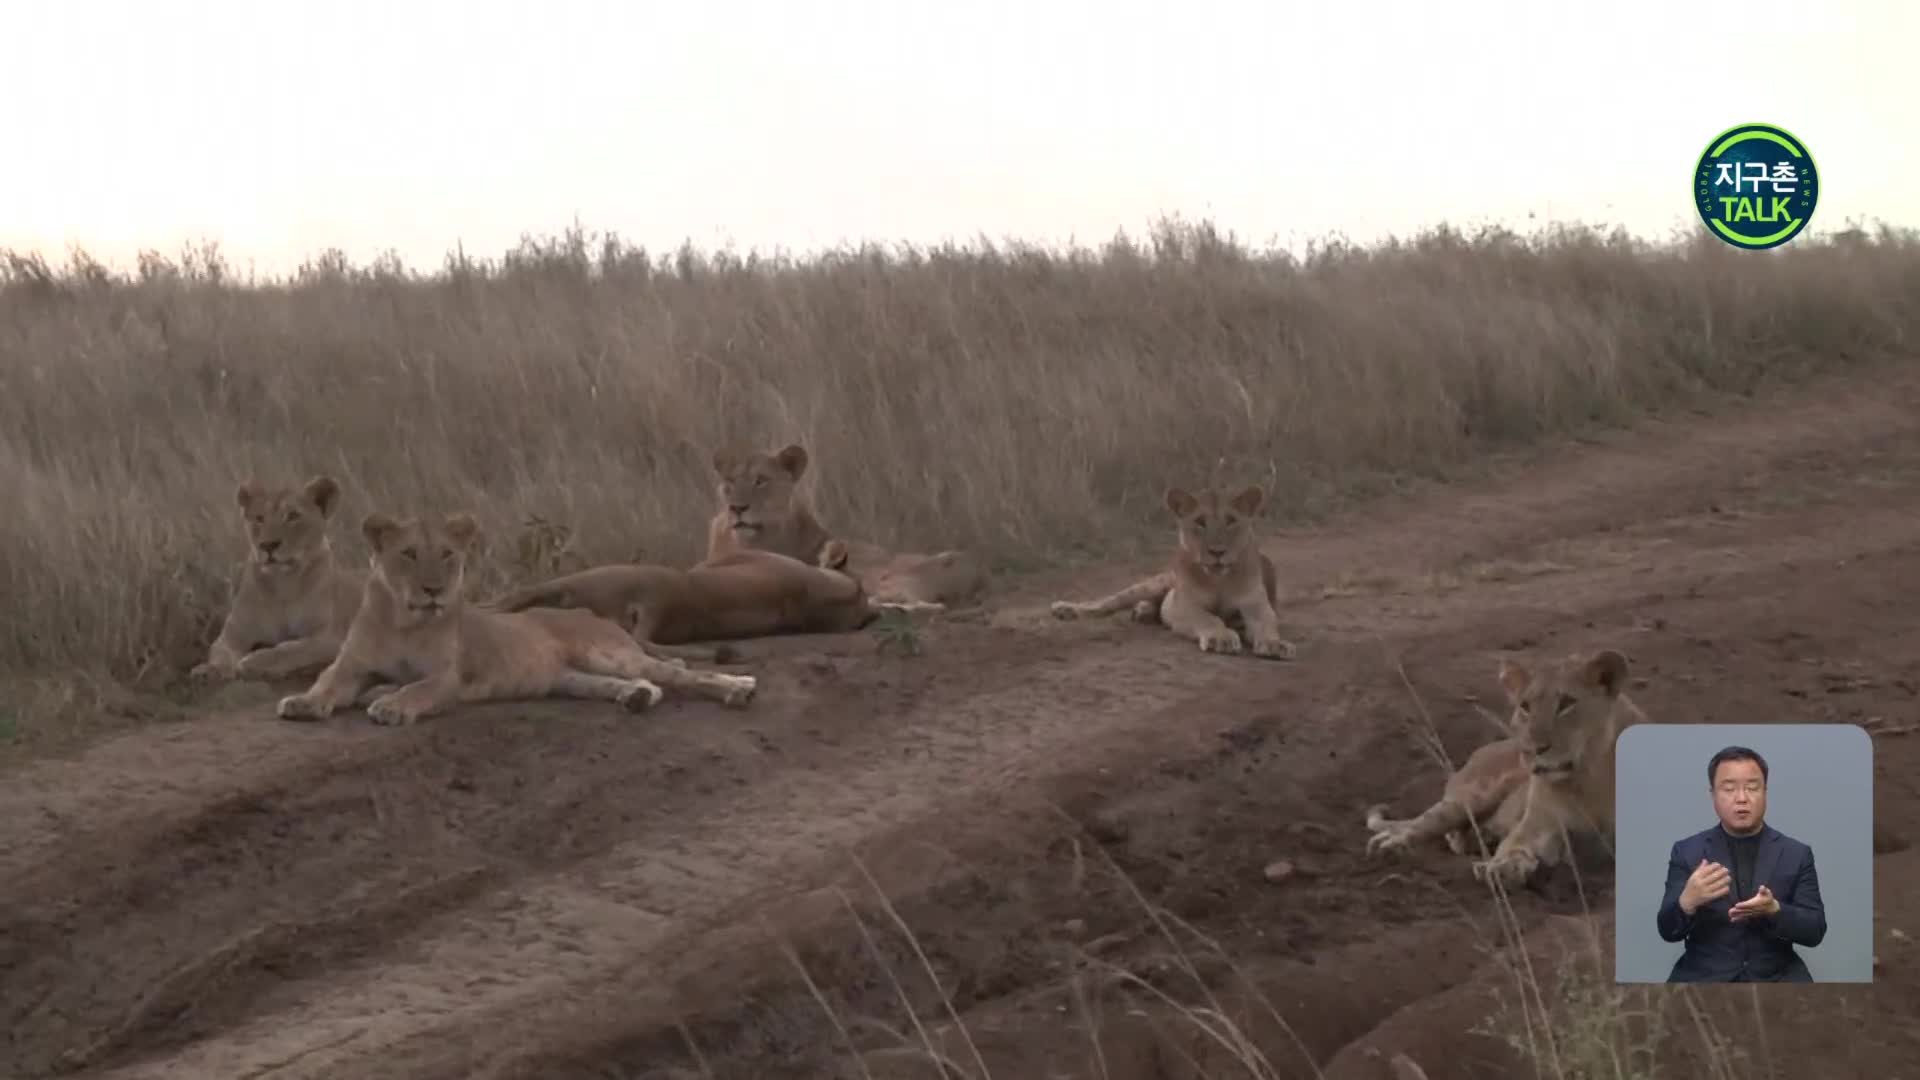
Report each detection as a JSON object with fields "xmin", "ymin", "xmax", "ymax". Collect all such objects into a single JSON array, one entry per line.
[
  {"xmin": 1207, "ymin": 547, "xmax": 1228, "ymax": 559},
  {"xmin": 259, "ymin": 540, "xmax": 281, "ymax": 554},
  {"xmin": 421, "ymin": 584, "xmax": 443, "ymax": 598},
  {"xmin": 729, "ymin": 504, "xmax": 750, "ymax": 515}
]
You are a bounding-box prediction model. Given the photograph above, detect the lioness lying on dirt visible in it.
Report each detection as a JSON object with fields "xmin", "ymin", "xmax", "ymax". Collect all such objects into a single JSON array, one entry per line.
[
  {"xmin": 276, "ymin": 510, "xmax": 756, "ymax": 726},
  {"xmin": 1364, "ymin": 647, "xmax": 1648, "ymax": 887},
  {"xmin": 706, "ymin": 442, "xmax": 986, "ymax": 611},
  {"xmin": 487, "ymin": 540, "xmax": 879, "ymax": 658},
  {"xmin": 1049, "ymin": 485, "xmax": 1296, "ymax": 660},
  {"xmin": 193, "ymin": 475, "xmax": 366, "ymax": 683}
]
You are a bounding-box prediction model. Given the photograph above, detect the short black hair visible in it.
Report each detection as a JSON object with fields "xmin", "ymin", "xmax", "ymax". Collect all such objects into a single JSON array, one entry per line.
[{"xmin": 1708, "ymin": 745, "xmax": 1769, "ymax": 787}]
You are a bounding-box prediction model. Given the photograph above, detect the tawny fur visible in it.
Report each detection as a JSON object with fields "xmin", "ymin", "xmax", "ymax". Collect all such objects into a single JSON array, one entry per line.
[
  {"xmin": 276, "ymin": 510, "xmax": 756, "ymax": 727},
  {"xmin": 1364, "ymin": 647, "xmax": 1649, "ymax": 888},
  {"xmin": 704, "ymin": 442, "xmax": 987, "ymax": 611},
  {"xmin": 1049, "ymin": 484, "xmax": 1295, "ymax": 660},
  {"xmin": 193, "ymin": 475, "xmax": 366, "ymax": 684},
  {"xmin": 487, "ymin": 540, "xmax": 879, "ymax": 656}
]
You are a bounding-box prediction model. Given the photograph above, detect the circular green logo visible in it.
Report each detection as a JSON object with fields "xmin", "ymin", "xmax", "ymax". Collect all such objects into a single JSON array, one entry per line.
[{"xmin": 1694, "ymin": 123, "xmax": 1819, "ymax": 250}]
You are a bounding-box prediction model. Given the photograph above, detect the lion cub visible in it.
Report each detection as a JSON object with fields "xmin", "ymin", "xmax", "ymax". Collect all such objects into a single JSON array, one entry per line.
[
  {"xmin": 193, "ymin": 475, "xmax": 366, "ymax": 683},
  {"xmin": 488, "ymin": 540, "xmax": 879, "ymax": 652},
  {"xmin": 706, "ymin": 443, "xmax": 986, "ymax": 611},
  {"xmin": 1051, "ymin": 485, "xmax": 1295, "ymax": 660},
  {"xmin": 1364, "ymin": 648, "xmax": 1649, "ymax": 888},
  {"xmin": 276, "ymin": 510, "xmax": 756, "ymax": 727}
]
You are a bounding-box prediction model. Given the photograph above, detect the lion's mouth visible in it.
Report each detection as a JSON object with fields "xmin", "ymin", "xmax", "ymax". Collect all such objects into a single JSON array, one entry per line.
[
  {"xmin": 409, "ymin": 600, "xmax": 448, "ymax": 615},
  {"xmin": 730, "ymin": 520, "xmax": 761, "ymax": 533},
  {"xmin": 1532, "ymin": 760, "xmax": 1574, "ymax": 777}
]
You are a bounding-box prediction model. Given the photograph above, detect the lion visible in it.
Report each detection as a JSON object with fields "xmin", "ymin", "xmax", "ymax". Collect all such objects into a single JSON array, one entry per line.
[
  {"xmin": 486, "ymin": 539, "xmax": 879, "ymax": 657},
  {"xmin": 1364, "ymin": 647, "xmax": 1649, "ymax": 888},
  {"xmin": 276, "ymin": 510, "xmax": 757, "ymax": 727},
  {"xmin": 1049, "ymin": 485, "xmax": 1296, "ymax": 660},
  {"xmin": 705, "ymin": 443, "xmax": 987, "ymax": 611},
  {"xmin": 192, "ymin": 475, "xmax": 367, "ymax": 684}
]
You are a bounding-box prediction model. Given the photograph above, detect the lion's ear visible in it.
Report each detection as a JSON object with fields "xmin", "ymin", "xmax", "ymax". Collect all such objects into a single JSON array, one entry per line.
[
  {"xmin": 1497, "ymin": 658, "xmax": 1532, "ymax": 705},
  {"xmin": 362, "ymin": 512, "xmax": 400, "ymax": 553},
  {"xmin": 1584, "ymin": 649, "xmax": 1629, "ymax": 697},
  {"xmin": 1164, "ymin": 487, "xmax": 1198, "ymax": 518},
  {"xmin": 711, "ymin": 448, "xmax": 736, "ymax": 476},
  {"xmin": 443, "ymin": 513, "xmax": 483, "ymax": 552},
  {"xmin": 774, "ymin": 443, "xmax": 809, "ymax": 480},
  {"xmin": 819, "ymin": 538, "xmax": 850, "ymax": 571},
  {"xmin": 236, "ymin": 482, "xmax": 262, "ymax": 512},
  {"xmin": 302, "ymin": 475, "xmax": 341, "ymax": 518},
  {"xmin": 1228, "ymin": 486, "xmax": 1266, "ymax": 517}
]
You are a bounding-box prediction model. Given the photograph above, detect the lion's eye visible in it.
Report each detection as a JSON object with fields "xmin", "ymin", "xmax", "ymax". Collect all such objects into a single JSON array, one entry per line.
[
  {"xmin": 401, "ymin": 547, "xmax": 417, "ymax": 561},
  {"xmin": 1193, "ymin": 516, "xmax": 1208, "ymax": 528},
  {"xmin": 1555, "ymin": 694, "xmax": 1577, "ymax": 714},
  {"xmin": 440, "ymin": 548, "xmax": 453, "ymax": 560},
  {"xmin": 754, "ymin": 476, "xmax": 767, "ymax": 488}
]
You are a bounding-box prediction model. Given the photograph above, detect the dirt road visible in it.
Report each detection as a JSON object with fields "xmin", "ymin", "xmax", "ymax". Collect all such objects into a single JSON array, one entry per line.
[{"xmin": 5, "ymin": 364, "xmax": 1919, "ymax": 1080}]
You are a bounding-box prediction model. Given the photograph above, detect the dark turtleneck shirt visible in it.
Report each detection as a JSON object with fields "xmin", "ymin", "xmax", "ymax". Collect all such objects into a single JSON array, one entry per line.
[{"xmin": 1724, "ymin": 825, "xmax": 1762, "ymax": 901}]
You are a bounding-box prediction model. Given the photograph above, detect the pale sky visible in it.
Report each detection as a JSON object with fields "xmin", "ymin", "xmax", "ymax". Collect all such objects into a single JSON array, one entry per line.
[{"xmin": 3, "ymin": 0, "xmax": 1913, "ymax": 277}]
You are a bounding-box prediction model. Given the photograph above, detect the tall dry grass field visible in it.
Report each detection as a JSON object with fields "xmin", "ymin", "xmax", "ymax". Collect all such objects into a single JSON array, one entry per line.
[{"xmin": 3, "ymin": 219, "xmax": 1918, "ymax": 718}]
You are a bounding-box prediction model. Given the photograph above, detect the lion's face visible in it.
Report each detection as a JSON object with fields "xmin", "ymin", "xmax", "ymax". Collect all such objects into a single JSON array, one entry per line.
[
  {"xmin": 1165, "ymin": 485, "xmax": 1265, "ymax": 576},
  {"xmin": 1500, "ymin": 649, "xmax": 1630, "ymax": 781},
  {"xmin": 713, "ymin": 444, "xmax": 809, "ymax": 536},
  {"xmin": 236, "ymin": 475, "xmax": 341, "ymax": 573},
  {"xmin": 363, "ymin": 511, "xmax": 482, "ymax": 623}
]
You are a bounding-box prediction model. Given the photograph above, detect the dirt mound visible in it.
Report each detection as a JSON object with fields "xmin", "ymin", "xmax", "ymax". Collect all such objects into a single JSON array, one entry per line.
[{"xmin": 4, "ymin": 367, "xmax": 1919, "ymax": 1079}]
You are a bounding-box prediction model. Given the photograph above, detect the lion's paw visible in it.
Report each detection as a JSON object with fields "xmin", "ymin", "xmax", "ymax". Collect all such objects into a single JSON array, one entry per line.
[
  {"xmin": 719, "ymin": 674, "xmax": 757, "ymax": 707},
  {"xmin": 366, "ymin": 694, "xmax": 421, "ymax": 727},
  {"xmin": 1198, "ymin": 628, "xmax": 1244, "ymax": 655},
  {"xmin": 618, "ymin": 679, "xmax": 664, "ymax": 712},
  {"xmin": 1252, "ymin": 635, "xmax": 1297, "ymax": 661},
  {"xmin": 1472, "ymin": 849, "xmax": 1539, "ymax": 889},
  {"xmin": 1367, "ymin": 824, "xmax": 1418, "ymax": 856},
  {"xmin": 1049, "ymin": 601, "xmax": 1084, "ymax": 621},
  {"xmin": 276, "ymin": 695, "xmax": 327, "ymax": 722}
]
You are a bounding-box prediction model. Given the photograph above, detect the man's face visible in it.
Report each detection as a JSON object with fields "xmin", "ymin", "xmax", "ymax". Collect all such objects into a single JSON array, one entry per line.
[{"xmin": 1712, "ymin": 757, "xmax": 1767, "ymax": 835}]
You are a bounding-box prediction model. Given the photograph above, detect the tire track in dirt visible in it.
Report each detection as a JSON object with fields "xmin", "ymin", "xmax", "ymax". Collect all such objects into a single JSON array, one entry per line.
[{"xmin": 6, "ymin": 363, "xmax": 1920, "ymax": 1079}]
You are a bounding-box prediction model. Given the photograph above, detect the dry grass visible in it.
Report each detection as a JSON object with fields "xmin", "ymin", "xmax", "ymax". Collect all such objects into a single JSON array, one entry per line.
[{"xmin": 3, "ymin": 217, "xmax": 1918, "ymax": 714}]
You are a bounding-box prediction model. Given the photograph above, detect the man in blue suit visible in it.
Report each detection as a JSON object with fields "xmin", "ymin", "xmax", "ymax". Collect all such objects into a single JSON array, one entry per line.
[{"xmin": 1656, "ymin": 745, "xmax": 1827, "ymax": 982}]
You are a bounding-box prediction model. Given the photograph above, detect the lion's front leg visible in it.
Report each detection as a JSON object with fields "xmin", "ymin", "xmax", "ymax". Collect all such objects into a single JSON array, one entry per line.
[
  {"xmin": 1159, "ymin": 590, "xmax": 1243, "ymax": 655},
  {"xmin": 1232, "ymin": 590, "xmax": 1296, "ymax": 661},
  {"xmin": 191, "ymin": 622, "xmax": 250, "ymax": 683},
  {"xmin": 365, "ymin": 675, "xmax": 463, "ymax": 727},
  {"xmin": 277, "ymin": 652, "xmax": 373, "ymax": 722},
  {"xmin": 1050, "ymin": 574, "xmax": 1172, "ymax": 621},
  {"xmin": 1472, "ymin": 779, "xmax": 1569, "ymax": 889},
  {"xmin": 235, "ymin": 633, "xmax": 341, "ymax": 681},
  {"xmin": 1365, "ymin": 798, "xmax": 1471, "ymax": 856}
]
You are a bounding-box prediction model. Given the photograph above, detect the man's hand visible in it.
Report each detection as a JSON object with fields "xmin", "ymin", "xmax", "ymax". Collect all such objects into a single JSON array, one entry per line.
[
  {"xmin": 1728, "ymin": 884, "xmax": 1781, "ymax": 922},
  {"xmin": 1678, "ymin": 858, "xmax": 1731, "ymax": 915}
]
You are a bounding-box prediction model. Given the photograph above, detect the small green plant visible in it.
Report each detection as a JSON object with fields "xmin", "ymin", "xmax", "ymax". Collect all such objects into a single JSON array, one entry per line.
[{"xmin": 871, "ymin": 608, "xmax": 924, "ymax": 657}]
